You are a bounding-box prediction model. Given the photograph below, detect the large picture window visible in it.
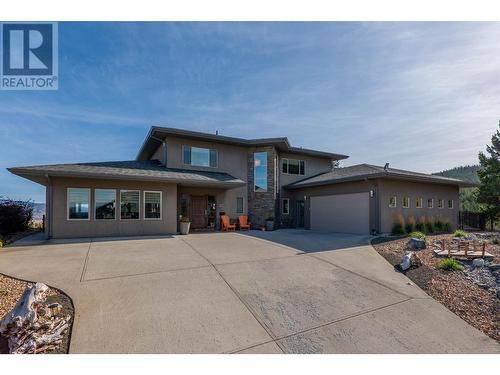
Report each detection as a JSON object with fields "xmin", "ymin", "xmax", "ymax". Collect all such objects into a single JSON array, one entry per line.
[
  {"xmin": 144, "ymin": 191, "xmax": 162, "ymax": 219},
  {"xmin": 120, "ymin": 190, "xmax": 140, "ymax": 219},
  {"xmin": 183, "ymin": 145, "xmax": 217, "ymax": 167},
  {"xmin": 95, "ymin": 189, "xmax": 116, "ymax": 220},
  {"xmin": 254, "ymin": 152, "xmax": 268, "ymax": 192},
  {"xmin": 67, "ymin": 188, "xmax": 90, "ymax": 220},
  {"xmin": 282, "ymin": 158, "xmax": 305, "ymax": 175}
]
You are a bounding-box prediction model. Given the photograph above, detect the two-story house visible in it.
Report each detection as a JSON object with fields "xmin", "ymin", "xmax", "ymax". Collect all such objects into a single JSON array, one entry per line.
[{"xmin": 8, "ymin": 126, "xmax": 476, "ymax": 238}]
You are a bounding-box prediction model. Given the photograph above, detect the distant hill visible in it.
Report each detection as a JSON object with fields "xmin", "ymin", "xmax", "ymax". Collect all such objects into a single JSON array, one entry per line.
[{"xmin": 433, "ymin": 165, "xmax": 480, "ymax": 184}]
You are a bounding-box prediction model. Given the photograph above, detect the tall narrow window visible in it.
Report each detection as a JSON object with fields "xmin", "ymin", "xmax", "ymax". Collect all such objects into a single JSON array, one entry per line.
[
  {"xmin": 389, "ymin": 196, "xmax": 397, "ymax": 208},
  {"xmin": 120, "ymin": 190, "xmax": 140, "ymax": 219},
  {"xmin": 448, "ymin": 199, "xmax": 454, "ymax": 209},
  {"xmin": 282, "ymin": 198, "xmax": 290, "ymax": 214},
  {"xmin": 438, "ymin": 199, "xmax": 444, "ymax": 209},
  {"xmin": 415, "ymin": 197, "xmax": 423, "ymax": 208},
  {"xmin": 182, "ymin": 145, "xmax": 217, "ymax": 167},
  {"xmin": 427, "ymin": 198, "xmax": 434, "ymax": 208},
  {"xmin": 236, "ymin": 197, "xmax": 244, "ymax": 213},
  {"xmin": 402, "ymin": 196, "xmax": 410, "ymax": 208},
  {"xmin": 67, "ymin": 188, "xmax": 90, "ymax": 220},
  {"xmin": 144, "ymin": 191, "xmax": 162, "ymax": 219},
  {"xmin": 254, "ymin": 152, "xmax": 268, "ymax": 192},
  {"xmin": 95, "ymin": 189, "xmax": 116, "ymax": 220}
]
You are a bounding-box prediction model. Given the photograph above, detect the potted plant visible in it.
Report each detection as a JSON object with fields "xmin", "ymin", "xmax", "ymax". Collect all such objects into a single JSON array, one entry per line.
[
  {"xmin": 265, "ymin": 215, "xmax": 275, "ymax": 231},
  {"xmin": 180, "ymin": 216, "xmax": 191, "ymax": 235}
]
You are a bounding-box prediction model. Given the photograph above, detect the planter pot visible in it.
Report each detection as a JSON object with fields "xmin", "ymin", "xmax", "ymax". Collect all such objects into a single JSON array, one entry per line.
[
  {"xmin": 180, "ymin": 222, "xmax": 191, "ymax": 235},
  {"xmin": 265, "ymin": 220, "xmax": 274, "ymax": 231}
]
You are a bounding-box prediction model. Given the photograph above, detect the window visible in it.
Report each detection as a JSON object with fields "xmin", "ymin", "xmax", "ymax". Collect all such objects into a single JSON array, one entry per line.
[
  {"xmin": 427, "ymin": 198, "xmax": 434, "ymax": 208},
  {"xmin": 144, "ymin": 191, "xmax": 162, "ymax": 219},
  {"xmin": 402, "ymin": 196, "xmax": 410, "ymax": 208},
  {"xmin": 282, "ymin": 158, "xmax": 305, "ymax": 175},
  {"xmin": 183, "ymin": 145, "xmax": 217, "ymax": 167},
  {"xmin": 120, "ymin": 190, "xmax": 140, "ymax": 219},
  {"xmin": 389, "ymin": 196, "xmax": 397, "ymax": 208},
  {"xmin": 282, "ymin": 198, "xmax": 290, "ymax": 215},
  {"xmin": 448, "ymin": 199, "xmax": 454, "ymax": 209},
  {"xmin": 236, "ymin": 197, "xmax": 244, "ymax": 214},
  {"xmin": 415, "ymin": 197, "xmax": 423, "ymax": 208},
  {"xmin": 95, "ymin": 189, "xmax": 116, "ymax": 220},
  {"xmin": 67, "ymin": 188, "xmax": 90, "ymax": 220},
  {"xmin": 254, "ymin": 151, "xmax": 268, "ymax": 192},
  {"xmin": 438, "ymin": 199, "xmax": 444, "ymax": 209}
]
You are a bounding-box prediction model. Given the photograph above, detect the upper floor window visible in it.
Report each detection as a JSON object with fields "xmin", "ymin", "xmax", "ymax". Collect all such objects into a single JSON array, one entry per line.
[
  {"xmin": 183, "ymin": 145, "xmax": 217, "ymax": 167},
  {"xmin": 427, "ymin": 198, "xmax": 434, "ymax": 208},
  {"xmin": 282, "ymin": 158, "xmax": 305, "ymax": 175},
  {"xmin": 95, "ymin": 189, "xmax": 116, "ymax": 220},
  {"xmin": 415, "ymin": 197, "xmax": 423, "ymax": 208},
  {"xmin": 254, "ymin": 152, "xmax": 268, "ymax": 192},
  {"xmin": 389, "ymin": 196, "xmax": 397, "ymax": 208},
  {"xmin": 67, "ymin": 188, "xmax": 90, "ymax": 220},
  {"xmin": 448, "ymin": 199, "xmax": 454, "ymax": 209},
  {"xmin": 438, "ymin": 199, "xmax": 444, "ymax": 209},
  {"xmin": 402, "ymin": 196, "xmax": 410, "ymax": 208}
]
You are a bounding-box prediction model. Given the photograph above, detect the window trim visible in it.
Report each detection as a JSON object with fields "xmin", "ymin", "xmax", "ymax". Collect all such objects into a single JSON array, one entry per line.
[
  {"xmin": 415, "ymin": 197, "xmax": 423, "ymax": 209},
  {"xmin": 182, "ymin": 145, "xmax": 218, "ymax": 168},
  {"xmin": 402, "ymin": 196, "xmax": 410, "ymax": 209},
  {"xmin": 94, "ymin": 188, "xmax": 117, "ymax": 221},
  {"xmin": 281, "ymin": 158, "xmax": 306, "ymax": 176},
  {"xmin": 448, "ymin": 199, "xmax": 454, "ymax": 209},
  {"xmin": 143, "ymin": 190, "xmax": 162, "ymax": 220},
  {"xmin": 236, "ymin": 196, "xmax": 244, "ymax": 214},
  {"xmin": 389, "ymin": 196, "xmax": 397, "ymax": 208},
  {"xmin": 427, "ymin": 198, "xmax": 434, "ymax": 209},
  {"xmin": 67, "ymin": 188, "xmax": 91, "ymax": 221},
  {"xmin": 120, "ymin": 190, "xmax": 141, "ymax": 221},
  {"xmin": 438, "ymin": 199, "xmax": 444, "ymax": 209},
  {"xmin": 282, "ymin": 198, "xmax": 290, "ymax": 215}
]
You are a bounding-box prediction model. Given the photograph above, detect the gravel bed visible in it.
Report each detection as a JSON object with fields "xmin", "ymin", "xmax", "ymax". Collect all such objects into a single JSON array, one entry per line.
[{"xmin": 372, "ymin": 233, "xmax": 500, "ymax": 344}]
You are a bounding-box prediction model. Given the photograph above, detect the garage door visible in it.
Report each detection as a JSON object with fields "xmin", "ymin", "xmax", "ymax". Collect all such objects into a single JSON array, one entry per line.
[{"xmin": 310, "ymin": 192, "xmax": 370, "ymax": 234}]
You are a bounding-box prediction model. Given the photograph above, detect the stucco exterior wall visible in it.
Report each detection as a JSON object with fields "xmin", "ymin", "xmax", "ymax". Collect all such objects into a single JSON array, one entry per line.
[
  {"xmin": 278, "ymin": 152, "xmax": 332, "ymax": 187},
  {"xmin": 49, "ymin": 177, "xmax": 177, "ymax": 239},
  {"xmin": 377, "ymin": 179, "xmax": 459, "ymax": 233}
]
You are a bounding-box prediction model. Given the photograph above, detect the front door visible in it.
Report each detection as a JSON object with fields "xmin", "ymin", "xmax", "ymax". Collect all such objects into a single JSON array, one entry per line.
[
  {"xmin": 190, "ymin": 196, "xmax": 207, "ymax": 229},
  {"xmin": 296, "ymin": 200, "xmax": 305, "ymax": 228}
]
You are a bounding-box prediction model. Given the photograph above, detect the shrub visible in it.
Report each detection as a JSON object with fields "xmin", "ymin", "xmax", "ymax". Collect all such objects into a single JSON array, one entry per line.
[
  {"xmin": 0, "ymin": 198, "xmax": 33, "ymax": 236},
  {"xmin": 443, "ymin": 222, "xmax": 452, "ymax": 232},
  {"xmin": 409, "ymin": 231, "xmax": 426, "ymax": 240},
  {"xmin": 492, "ymin": 237, "xmax": 499, "ymax": 245},
  {"xmin": 391, "ymin": 222, "xmax": 405, "ymax": 235},
  {"xmin": 425, "ymin": 221, "xmax": 435, "ymax": 233},
  {"xmin": 404, "ymin": 222, "xmax": 415, "ymax": 234},
  {"xmin": 453, "ymin": 230, "xmax": 467, "ymax": 237},
  {"xmin": 415, "ymin": 221, "xmax": 425, "ymax": 233},
  {"xmin": 434, "ymin": 220, "xmax": 444, "ymax": 232},
  {"xmin": 437, "ymin": 258, "xmax": 463, "ymax": 271}
]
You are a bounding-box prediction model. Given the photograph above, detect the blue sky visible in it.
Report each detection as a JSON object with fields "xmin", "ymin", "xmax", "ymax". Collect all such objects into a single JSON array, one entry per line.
[{"xmin": 1, "ymin": 22, "xmax": 499, "ymax": 202}]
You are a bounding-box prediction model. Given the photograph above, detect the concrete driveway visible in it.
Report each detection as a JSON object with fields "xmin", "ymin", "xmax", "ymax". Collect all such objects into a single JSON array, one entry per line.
[{"xmin": 0, "ymin": 230, "xmax": 498, "ymax": 353}]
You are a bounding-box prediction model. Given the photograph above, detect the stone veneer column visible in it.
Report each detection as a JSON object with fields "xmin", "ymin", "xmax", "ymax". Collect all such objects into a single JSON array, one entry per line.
[{"xmin": 247, "ymin": 146, "xmax": 277, "ymax": 229}]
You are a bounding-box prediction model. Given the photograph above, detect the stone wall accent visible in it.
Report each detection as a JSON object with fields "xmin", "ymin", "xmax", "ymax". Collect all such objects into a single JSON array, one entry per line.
[{"xmin": 247, "ymin": 146, "xmax": 277, "ymax": 228}]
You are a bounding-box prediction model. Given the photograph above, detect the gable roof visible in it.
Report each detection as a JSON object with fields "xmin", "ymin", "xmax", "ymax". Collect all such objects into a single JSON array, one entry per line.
[
  {"xmin": 136, "ymin": 126, "xmax": 349, "ymax": 161},
  {"xmin": 285, "ymin": 164, "xmax": 479, "ymax": 189},
  {"xmin": 8, "ymin": 160, "xmax": 245, "ymax": 188}
]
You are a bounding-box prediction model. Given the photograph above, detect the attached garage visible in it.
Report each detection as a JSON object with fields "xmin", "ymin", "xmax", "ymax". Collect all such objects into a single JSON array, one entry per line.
[{"xmin": 310, "ymin": 192, "xmax": 370, "ymax": 235}]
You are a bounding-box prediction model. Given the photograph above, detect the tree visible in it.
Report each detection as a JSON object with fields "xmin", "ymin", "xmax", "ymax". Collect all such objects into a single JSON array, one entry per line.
[
  {"xmin": 0, "ymin": 197, "xmax": 34, "ymax": 236},
  {"xmin": 477, "ymin": 122, "xmax": 500, "ymax": 230}
]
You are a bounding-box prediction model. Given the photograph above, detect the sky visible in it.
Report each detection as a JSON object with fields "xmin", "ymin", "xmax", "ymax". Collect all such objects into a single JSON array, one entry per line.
[{"xmin": 1, "ymin": 22, "xmax": 499, "ymax": 202}]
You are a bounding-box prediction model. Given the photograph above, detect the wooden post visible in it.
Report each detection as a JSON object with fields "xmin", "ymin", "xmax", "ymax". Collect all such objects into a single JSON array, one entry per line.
[
  {"xmin": 464, "ymin": 242, "xmax": 469, "ymax": 257},
  {"xmin": 482, "ymin": 242, "xmax": 486, "ymax": 257},
  {"xmin": 447, "ymin": 240, "xmax": 450, "ymax": 257}
]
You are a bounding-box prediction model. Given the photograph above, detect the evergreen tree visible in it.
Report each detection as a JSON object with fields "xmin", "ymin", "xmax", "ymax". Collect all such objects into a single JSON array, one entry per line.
[{"xmin": 477, "ymin": 122, "xmax": 500, "ymax": 230}]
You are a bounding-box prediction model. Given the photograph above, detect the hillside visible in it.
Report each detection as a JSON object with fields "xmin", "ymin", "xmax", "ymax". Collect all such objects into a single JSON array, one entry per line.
[{"xmin": 433, "ymin": 165, "xmax": 480, "ymax": 183}]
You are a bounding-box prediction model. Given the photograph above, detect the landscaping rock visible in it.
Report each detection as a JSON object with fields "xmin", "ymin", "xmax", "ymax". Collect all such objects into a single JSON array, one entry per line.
[
  {"xmin": 400, "ymin": 252, "xmax": 412, "ymax": 271},
  {"xmin": 488, "ymin": 263, "xmax": 500, "ymax": 271},
  {"xmin": 473, "ymin": 258, "xmax": 485, "ymax": 268},
  {"xmin": 497, "ymin": 289, "xmax": 500, "ymax": 299},
  {"xmin": 408, "ymin": 238, "xmax": 426, "ymax": 250}
]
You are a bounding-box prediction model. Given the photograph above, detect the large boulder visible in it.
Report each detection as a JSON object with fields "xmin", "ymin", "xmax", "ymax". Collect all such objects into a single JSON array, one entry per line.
[
  {"xmin": 400, "ymin": 252, "xmax": 413, "ymax": 271},
  {"xmin": 473, "ymin": 258, "xmax": 485, "ymax": 268},
  {"xmin": 408, "ymin": 238, "xmax": 426, "ymax": 250}
]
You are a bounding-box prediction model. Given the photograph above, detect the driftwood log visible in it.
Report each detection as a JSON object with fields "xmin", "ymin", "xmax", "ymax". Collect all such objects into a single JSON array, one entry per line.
[{"xmin": 0, "ymin": 282, "xmax": 70, "ymax": 354}]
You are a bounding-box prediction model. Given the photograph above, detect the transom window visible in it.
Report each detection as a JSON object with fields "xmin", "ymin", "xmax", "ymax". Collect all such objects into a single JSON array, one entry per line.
[
  {"xmin": 427, "ymin": 198, "xmax": 434, "ymax": 208},
  {"xmin": 144, "ymin": 191, "xmax": 162, "ymax": 219},
  {"xmin": 183, "ymin": 145, "xmax": 217, "ymax": 167},
  {"xmin": 438, "ymin": 199, "xmax": 444, "ymax": 209},
  {"xmin": 282, "ymin": 198, "xmax": 290, "ymax": 215},
  {"xmin": 402, "ymin": 196, "xmax": 410, "ymax": 208},
  {"xmin": 67, "ymin": 188, "xmax": 90, "ymax": 220},
  {"xmin": 282, "ymin": 158, "xmax": 305, "ymax": 175},
  {"xmin": 448, "ymin": 199, "xmax": 454, "ymax": 209},
  {"xmin": 254, "ymin": 152, "xmax": 268, "ymax": 192},
  {"xmin": 389, "ymin": 196, "xmax": 397, "ymax": 208},
  {"xmin": 120, "ymin": 190, "xmax": 140, "ymax": 219},
  {"xmin": 415, "ymin": 197, "xmax": 423, "ymax": 208},
  {"xmin": 95, "ymin": 189, "xmax": 116, "ymax": 220}
]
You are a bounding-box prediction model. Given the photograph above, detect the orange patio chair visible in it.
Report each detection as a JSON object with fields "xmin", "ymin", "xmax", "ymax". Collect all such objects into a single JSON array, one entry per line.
[
  {"xmin": 221, "ymin": 215, "xmax": 236, "ymax": 231},
  {"xmin": 238, "ymin": 215, "xmax": 251, "ymax": 230}
]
